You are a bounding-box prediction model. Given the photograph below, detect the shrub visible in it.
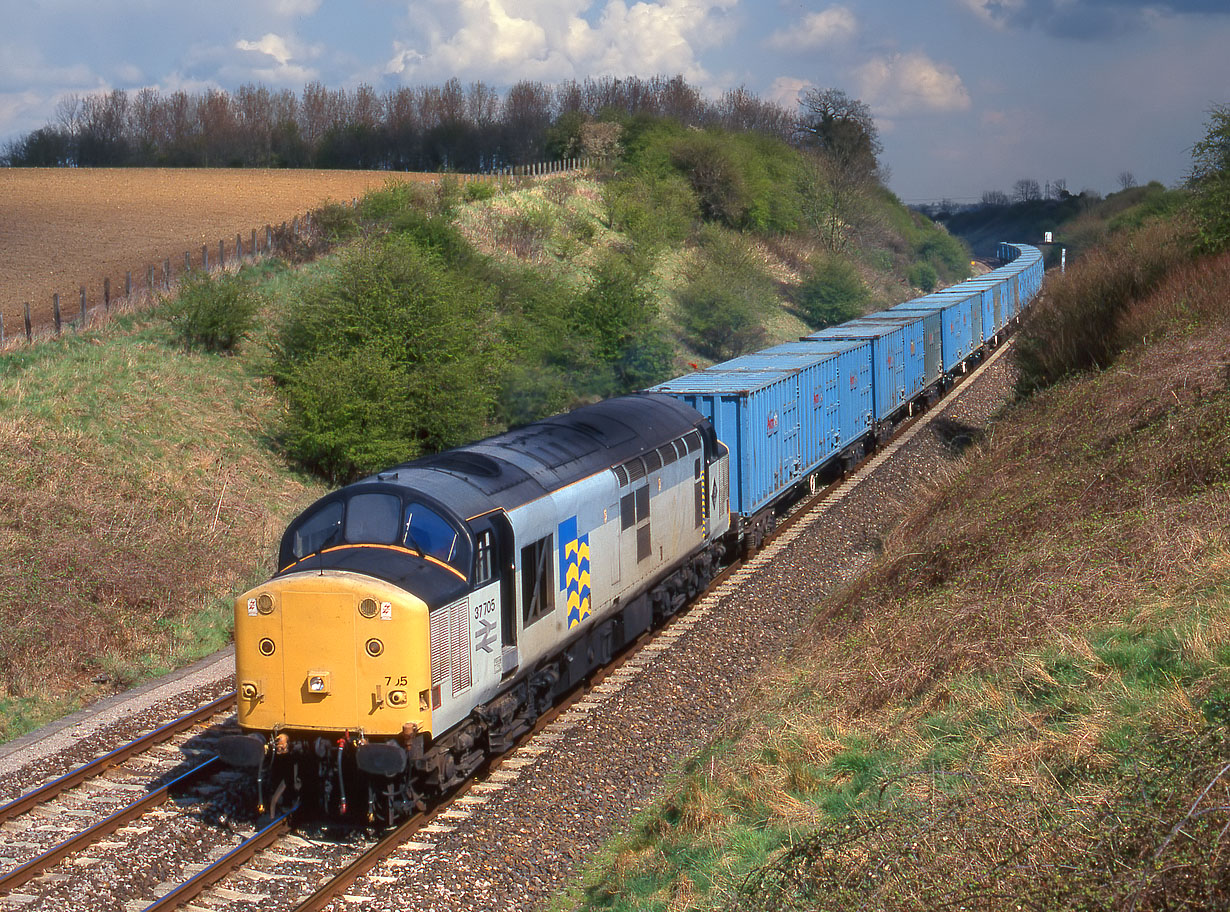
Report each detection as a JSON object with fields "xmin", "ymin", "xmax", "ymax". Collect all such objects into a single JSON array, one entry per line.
[
  {"xmin": 464, "ymin": 179, "xmax": 497, "ymax": 202},
  {"xmin": 1014, "ymin": 218, "xmax": 1192, "ymax": 392},
  {"xmin": 165, "ymin": 272, "xmax": 260, "ymax": 353},
  {"xmin": 603, "ymin": 173, "xmax": 698, "ymax": 252},
  {"xmin": 1189, "ymin": 103, "xmax": 1230, "ymax": 254},
  {"xmin": 573, "ymin": 252, "xmax": 673, "ymax": 391},
  {"xmin": 309, "ymin": 200, "xmax": 360, "ymax": 243},
  {"xmin": 797, "ymin": 255, "xmax": 870, "ymax": 328},
  {"xmin": 670, "ymin": 132, "xmax": 751, "ymax": 226},
  {"xmin": 677, "ymin": 229, "xmax": 777, "ymax": 360},
  {"xmin": 494, "ymin": 205, "xmax": 556, "ymax": 259},
  {"xmin": 907, "ymin": 261, "xmax": 938, "ymax": 293},
  {"xmin": 274, "ymin": 235, "xmax": 501, "ymax": 481},
  {"xmin": 358, "ymin": 180, "xmax": 434, "ymax": 221}
]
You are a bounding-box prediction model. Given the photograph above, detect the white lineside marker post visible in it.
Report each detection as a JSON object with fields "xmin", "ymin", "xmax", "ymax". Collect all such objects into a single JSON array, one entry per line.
[{"xmin": 1061, "ymin": 248, "xmax": 1066, "ymax": 273}]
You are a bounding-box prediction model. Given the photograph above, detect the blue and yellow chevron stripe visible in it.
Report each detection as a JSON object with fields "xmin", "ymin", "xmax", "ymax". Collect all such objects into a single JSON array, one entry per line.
[{"xmin": 558, "ymin": 516, "xmax": 591, "ymax": 629}]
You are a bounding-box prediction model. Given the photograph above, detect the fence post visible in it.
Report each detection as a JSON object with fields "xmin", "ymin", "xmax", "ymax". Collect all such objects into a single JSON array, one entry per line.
[
  {"xmin": 126, "ymin": 271, "xmax": 132, "ymax": 298},
  {"xmin": 1, "ymin": 313, "xmax": 5, "ymax": 344},
  {"xmin": 163, "ymin": 259, "xmax": 171, "ymax": 289},
  {"xmin": 80, "ymin": 286, "xmax": 87, "ymax": 327},
  {"xmin": 202, "ymin": 244, "xmax": 209, "ymax": 271},
  {"xmin": 24, "ymin": 303, "xmax": 32, "ymax": 342},
  {"xmin": 147, "ymin": 265, "xmax": 155, "ymax": 294},
  {"xmin": 251, "ymin": 228, "xmax": 257, "ymax": 256},
  {"xmin": 53, "ymin": 294, "xmax": 61, "ymax": 335},
  {"xmin": 266, "ymin": 225, "xmax": 272, "ymax": 250},
  {"xmin": 104, "ymin": 277, "xmax": 111, "ymax": 311},
  {"xmin": 236, "ymin": 233, "xmax": 242, "ymax": 261},
  {"xmin": 185, "ymin": 251, "xmax": 191, "ymax": 273},
  {"xmin": 219, "ymin": 239, "xmax": 226, "ymax": 269},
  {"xmin": 292, "ymin": 216, "xmax": 299, "ymax": 237}
]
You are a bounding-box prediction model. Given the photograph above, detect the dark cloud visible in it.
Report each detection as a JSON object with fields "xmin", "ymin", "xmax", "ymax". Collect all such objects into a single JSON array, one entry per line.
[{"xmin": 982, "ymin": 0, "xmax": 1229, "ymax": 40}]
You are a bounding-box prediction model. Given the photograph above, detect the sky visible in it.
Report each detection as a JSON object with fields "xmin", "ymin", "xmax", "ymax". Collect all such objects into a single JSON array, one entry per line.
[{"xmin": 1, "ymin": 0, "xmax": 1228, "ymax": 202}]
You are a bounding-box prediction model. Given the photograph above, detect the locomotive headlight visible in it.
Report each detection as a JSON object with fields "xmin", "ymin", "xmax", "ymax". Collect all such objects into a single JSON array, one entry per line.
[{"xmin": 306, "ymin": 672, "xmax": 331, "ymax": 695}]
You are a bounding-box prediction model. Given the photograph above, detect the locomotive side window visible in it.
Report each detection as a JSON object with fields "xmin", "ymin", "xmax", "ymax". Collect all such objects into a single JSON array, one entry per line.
[
  {"xmin": 345, "ymin": 493, "xmax": 402, "ymax": 545},
  {"xmin": 474, "ymin": 530, "xmax": 494, "ymax": 583},
  {"xmin": 521, "ymin": 535, "xmax": 555, "ymax": 625},
  {"xmin": 292, "ymin": 501, "xmax": 343, "ymax": 558},
  {"xmin": 404, "ymin": 502, "xmax": 460, "ymax": 566}
]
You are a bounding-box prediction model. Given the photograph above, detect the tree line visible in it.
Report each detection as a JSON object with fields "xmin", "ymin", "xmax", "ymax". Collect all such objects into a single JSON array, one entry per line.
[{"xmin": 2, "ymin": 75, "xmax": 799, "ymax": 172}]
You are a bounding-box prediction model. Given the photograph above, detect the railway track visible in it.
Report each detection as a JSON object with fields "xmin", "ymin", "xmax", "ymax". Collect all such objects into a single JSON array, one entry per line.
[{"xmin": 0, "ymin": 339, "xmax": 1015, "ymax": 912}]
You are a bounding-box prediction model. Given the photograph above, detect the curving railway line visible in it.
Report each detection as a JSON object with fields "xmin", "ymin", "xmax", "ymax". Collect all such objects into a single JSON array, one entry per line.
[{"xmin": 0, "ymin": 337, "xmax": 1020, "ymax": 912}]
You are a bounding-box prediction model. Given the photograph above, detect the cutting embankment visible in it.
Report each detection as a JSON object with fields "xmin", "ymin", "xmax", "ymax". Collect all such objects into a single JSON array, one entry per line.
[{"xmin": 566, "ymin": 226, "xmax": 1230, "ymax": 908}]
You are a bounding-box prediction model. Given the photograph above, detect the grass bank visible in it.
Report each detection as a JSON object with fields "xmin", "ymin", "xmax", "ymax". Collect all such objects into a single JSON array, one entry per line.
[
  {"xmin": 0, "ymin": 306, "xmax": 326, "ymax": 740},
  {"xmin": 562, "ymin": 241, "xmax": 1230, "ymax": 909}
]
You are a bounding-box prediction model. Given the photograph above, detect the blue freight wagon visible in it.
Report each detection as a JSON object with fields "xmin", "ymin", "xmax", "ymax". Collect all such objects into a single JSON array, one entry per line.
[
  {"xmin": 652, "ymin": 340, "xmax": 872, "ymax": 524},
  {"xmin": 860, "ymin": 310, "xmax": 942, "ymax": 389},
  {"xmin": 891, "ymin": 294, "xmax": 975, "ymax": 376},
  {"xmin": 796, "ymin": 320, "xmax": 925, "ymax": 432}
]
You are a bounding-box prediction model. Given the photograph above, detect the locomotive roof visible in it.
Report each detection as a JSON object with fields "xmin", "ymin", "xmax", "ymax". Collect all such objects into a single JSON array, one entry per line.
[{"xmin": 356, "ymin": 393, "xmax": 707, "ymax": 521}]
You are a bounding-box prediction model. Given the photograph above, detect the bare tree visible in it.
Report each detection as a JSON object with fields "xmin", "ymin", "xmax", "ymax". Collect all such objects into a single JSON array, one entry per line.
[
  {"xmin": 795, "ymin": 87, "xmax": 883, "ymax": 182},
  {"xmin": 1013, "ymin": 178, "xmax": 1042, "ymax": 202},
  {"xmin": 981, "ymin": 189, "xmax": 1010, "ymax": 207},
  {"xmin": 1117, "ymin": 170, "xmax": 1137, "ymax": 191}
]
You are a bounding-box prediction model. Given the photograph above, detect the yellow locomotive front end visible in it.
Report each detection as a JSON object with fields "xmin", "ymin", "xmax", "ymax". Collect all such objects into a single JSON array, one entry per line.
[
  {"xmin": 234, "ymin": 571, "xmax": 432, "ymax": 739},
  {"xmin": 216, "ymin": 481, "xmax": 478, "ymax": 823}
]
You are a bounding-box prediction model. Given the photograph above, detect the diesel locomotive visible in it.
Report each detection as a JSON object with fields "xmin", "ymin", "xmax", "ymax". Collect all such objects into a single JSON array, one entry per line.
[{"xmin": 217, "ymin": 243, "xmax": 1044, "ymax": 824}]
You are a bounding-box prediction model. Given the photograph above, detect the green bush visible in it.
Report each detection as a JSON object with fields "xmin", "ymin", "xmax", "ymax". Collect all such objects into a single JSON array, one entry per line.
[
  {"xmin": 908, "ymin": 261, "xmax": 938, "ymax": 292},
  {"xmin": 669, "ymin": 132, "xmax": 751, "ymax": 227},
  {"xmin": 572, "ymin": 252, "xmax": 673, "ymax": 391},
  {"xmin": 358, "ymin": 180, "xmax": 434, "ymax": 221},
  {"xmin": 464, "ymin": 179, "xmax": 498, "ymax": 201},
  {"xmin": 1189, "ymin": 104, "xmax": 1230, "ymax": 254},
  {"xmin": 797, "ymin": 255, "xmax": 870, "ymax": 329},
  {"xmin": 309, "ymin": 201, "xmax": 360, "ymax": 244},
  {"xmin": 603, "ymin": 173, "xmax": 698, "ymax": 252},
  {"xmin": 676, "ymin": 229, "xmax": 776, "ymax": 360},
  {"xmin": 165, "ymin": 271, "xmax": 260, "ymax": 353},
  {"xmin": 274, "ymin": 235, "xmax": 501, "ymax": 482}
]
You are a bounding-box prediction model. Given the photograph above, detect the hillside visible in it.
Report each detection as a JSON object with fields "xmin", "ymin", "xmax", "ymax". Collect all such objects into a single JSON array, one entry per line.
[{"xmin": 561, "ymin": 221, "xmax": 1230, "ymax": 908}]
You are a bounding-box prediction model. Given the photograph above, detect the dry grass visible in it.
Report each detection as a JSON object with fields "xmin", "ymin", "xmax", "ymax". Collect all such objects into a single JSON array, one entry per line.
[
  {"xmin": 0, "ymin": 323, "xmax": 326, "ymax": 737},
  {"xmin": 573, "ymin": 239, "xmax": 1230, "ymax": 912}
]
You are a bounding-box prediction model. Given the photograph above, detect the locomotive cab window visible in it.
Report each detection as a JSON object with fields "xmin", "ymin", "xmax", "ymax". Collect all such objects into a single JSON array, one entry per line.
[
  {"xmin": 291, "ymin": 501, "xmax": 343, "ymax": 558},
  {"xmin": 403, "ymin": 501, "xmax": 460, "ymax": 567},
  {"xmin": 344, "ymin": 493, "xmax": 402, "ymax": 545}
]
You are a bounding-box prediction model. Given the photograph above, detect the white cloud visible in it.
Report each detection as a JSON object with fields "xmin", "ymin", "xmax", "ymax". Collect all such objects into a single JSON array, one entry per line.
[
  {"xmin": 854, "ymin": 51, "xmax": 970, "ymax": 117},
  {"xmin": 385, "ymin": 0, "xmax": 737, "ymax": 85},
  {"xmin": 237, "ymin": 33, "xmax": 294, "ymax": 67},
  {"xmin": 766, "ymin": 5, "xmax": 857, "ymax": 51},
  {"xmin": 766, "ymin": 76, "xmax": 811, "ymax": 109}
]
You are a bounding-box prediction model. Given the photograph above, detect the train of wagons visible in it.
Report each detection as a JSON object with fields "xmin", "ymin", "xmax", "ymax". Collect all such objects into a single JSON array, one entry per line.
[{"xmin": 217, "ymin": 242, "xmax": 1044, "ymax": 824}]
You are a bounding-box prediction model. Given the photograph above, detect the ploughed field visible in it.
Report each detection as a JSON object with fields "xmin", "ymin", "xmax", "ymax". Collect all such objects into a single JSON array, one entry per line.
[{"xmin": 0, "ymin": 168, "xmax": 435, "ymax": 334}]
